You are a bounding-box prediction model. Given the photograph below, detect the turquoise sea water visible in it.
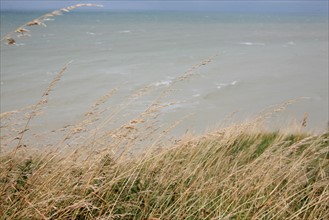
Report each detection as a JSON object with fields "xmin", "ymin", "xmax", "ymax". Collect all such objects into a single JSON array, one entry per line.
[{"xmin": 1, "ymin": 11, "xmax": 328, "ymax": 134}]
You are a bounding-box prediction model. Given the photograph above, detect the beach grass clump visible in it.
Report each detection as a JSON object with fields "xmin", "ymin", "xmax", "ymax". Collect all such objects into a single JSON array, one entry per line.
[{"xmin": 1, "ymin": 127, "xmax": 328, "ymax": 219}]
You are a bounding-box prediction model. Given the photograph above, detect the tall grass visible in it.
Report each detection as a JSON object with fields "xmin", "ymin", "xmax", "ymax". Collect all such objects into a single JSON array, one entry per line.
[
  {"xmin": 1, "ymin": 125, "xmax": 328, "ymax": 219},
  {"xmin": 0, "ymin": 4, "xmax": 328, "ymax": 220}
]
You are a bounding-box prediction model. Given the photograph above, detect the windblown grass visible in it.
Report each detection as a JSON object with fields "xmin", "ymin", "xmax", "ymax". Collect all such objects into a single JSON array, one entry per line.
[
  {"xmin": 1, "ymin": 4, "xmax": 328, "ymax": 220},
  {"xmin": 1, "ymin": 3, "xmax": 103, "ymax": 46},
  {"xmin": 0, "ymin": 124, "xmax": 328, "ymax": 219}
]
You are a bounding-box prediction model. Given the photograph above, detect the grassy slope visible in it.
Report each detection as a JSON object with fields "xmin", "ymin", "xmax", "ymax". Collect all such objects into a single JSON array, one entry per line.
[{"xmin": 1, "ymin": 129, "xmax": 328, "ymax": 219}]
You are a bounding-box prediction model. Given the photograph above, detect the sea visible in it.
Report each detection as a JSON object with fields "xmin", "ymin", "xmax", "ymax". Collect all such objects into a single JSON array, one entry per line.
[{"xmin": 1, "ymin": 11, "xmax": 328, "ymax": 136}]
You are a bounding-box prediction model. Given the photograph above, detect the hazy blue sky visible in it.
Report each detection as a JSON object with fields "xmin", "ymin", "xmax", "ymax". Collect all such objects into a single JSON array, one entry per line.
[{"xmin": 0, "ymin": 1, "xmax": 328, "ymax": 13}]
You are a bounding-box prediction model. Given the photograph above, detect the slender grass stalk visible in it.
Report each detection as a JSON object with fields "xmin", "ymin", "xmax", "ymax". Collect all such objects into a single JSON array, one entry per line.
[
  {"xmin": 13, "ymin": 61, "xmax": 72, "ymax": 156},
  {"xmin": 0, "ymin": 3, "xmax": 103, "ymax": 45}
]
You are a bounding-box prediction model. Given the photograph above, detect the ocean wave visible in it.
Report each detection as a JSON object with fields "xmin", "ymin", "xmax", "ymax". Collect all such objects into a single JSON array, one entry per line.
[
  {"xmin": 154, "ymin": 80, "xmax": 172, "ymax": 87},
  {"xmin": 216, "ymin": 80, "xmax": 238, "ymax": 89},
  {"xmin": 287, "ymin": 41, "xmax": 296, "ymax": 45},
  {"xmin": 119, "ymin": 30, "xmax": 131, "ymax": 34},
  {"xmin": 239, "ymin": 42, "xmax": 265, "ymax": 46},
  {"xmin": 86, "ymin": 32, "xmax": 96, "ymax": 35},
  {"xmin": 283, "ymin": 41, "xmax": 296, "ymax": 47}
]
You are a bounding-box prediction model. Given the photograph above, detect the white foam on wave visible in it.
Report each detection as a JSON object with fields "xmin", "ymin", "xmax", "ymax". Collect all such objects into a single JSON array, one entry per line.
[
  {"xmin": 119, "ymin": 30, "xmax": 131, "ymax": 34},
  {"xmin": 154, "ymin": 80, "xmax": 172, "ymax": 87},
  {"xmin": 287, "ymin": 41, "xmax": 296, "ymax": 45},
  {"xmin": 239, "ymin": 42, "xmax": 265, "ymax": 46},
  {"xmin": 86, "ymin": 32, "xmax": 96, "ymax": 35},
  {"xmin": 283, "ymin": 41, "xmax": 296, "ymax": 47},
  {"xmin": 216, "ymin": 80, "xmax": 238, "ymax": 89}
]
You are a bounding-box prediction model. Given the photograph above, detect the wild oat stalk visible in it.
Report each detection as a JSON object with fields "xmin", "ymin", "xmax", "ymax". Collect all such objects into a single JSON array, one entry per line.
[
  {"xmin": 0, "ymin": 3, "xmax": 103, "ymax": 45},
  {"xmin": 67, "ymin": 55, "xmax": 218, "ymax": 160},
  {"xmin": 13, "ymin": 62, "xmax": 72, "ymax": 156}
]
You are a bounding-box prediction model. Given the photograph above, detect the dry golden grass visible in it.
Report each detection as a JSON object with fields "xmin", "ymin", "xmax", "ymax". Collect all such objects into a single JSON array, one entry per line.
[
  {"xmin": 0, "ymin": 119, "xmax": 328, "ymax": 219},
  {"xmin": 1, "ymin": 4, "xmax": 328, "ymax": 220},
  {"xmin": 0, "ymin": 3, "xmax": 103, "ymax": 46}
]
